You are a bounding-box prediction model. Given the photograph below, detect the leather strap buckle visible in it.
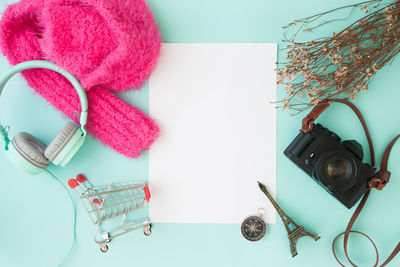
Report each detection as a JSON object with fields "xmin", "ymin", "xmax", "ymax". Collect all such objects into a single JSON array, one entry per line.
[
  {"xmin": 369, "ymin": 178, "xmax": 386, "ymax": 190},
  {"xmin": 369, "ymin": 171, "xmax": 391, "ymax": 190},
  {"xmin": 300, "ymin": 116, "xmax": 314, "ymax": 133},
  {"xmin": 300, "ymin": 101, "xmax": 330, "ymax": 133}
]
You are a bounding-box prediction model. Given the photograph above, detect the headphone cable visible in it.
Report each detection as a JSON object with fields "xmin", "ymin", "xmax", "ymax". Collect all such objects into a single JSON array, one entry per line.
[{"xmin": 45, "ymin": 169, "xmax": 77, "ymax": 267}]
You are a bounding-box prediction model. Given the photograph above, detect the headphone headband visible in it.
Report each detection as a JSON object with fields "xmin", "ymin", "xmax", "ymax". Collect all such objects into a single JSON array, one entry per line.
[{"xmin": 0, "ymin": 60, "xmax": 88, "ymax": 133}]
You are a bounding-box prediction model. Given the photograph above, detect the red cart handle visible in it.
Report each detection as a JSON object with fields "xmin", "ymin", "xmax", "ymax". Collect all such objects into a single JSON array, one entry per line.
[
  {"xmin": 143, "ymin": 184, "xmax": 151, "ymax": 202},
  {"xmin": 76, "ymin": 174, "xmax": 87, "ymax": 183},
  {"xmin": 68, "ymin": 179, "xmax": 79, "ymax": 189}
]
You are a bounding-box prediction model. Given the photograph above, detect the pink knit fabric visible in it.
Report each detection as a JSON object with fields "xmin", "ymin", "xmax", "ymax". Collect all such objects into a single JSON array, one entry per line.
[{"xmin": 0, "ymin": 0, "xmax": 161, "ymax": 158}]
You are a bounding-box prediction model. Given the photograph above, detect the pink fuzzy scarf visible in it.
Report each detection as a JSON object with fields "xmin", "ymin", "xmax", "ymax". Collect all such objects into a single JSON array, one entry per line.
[{"xmin": 0, "ymin": 0, "xmax": 161, "ymax": 158}]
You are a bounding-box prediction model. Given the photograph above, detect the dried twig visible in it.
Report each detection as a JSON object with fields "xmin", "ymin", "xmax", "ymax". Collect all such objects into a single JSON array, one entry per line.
[{"xmin": 277, "ymin": 0, "xmax": 400, "ymax": 113}]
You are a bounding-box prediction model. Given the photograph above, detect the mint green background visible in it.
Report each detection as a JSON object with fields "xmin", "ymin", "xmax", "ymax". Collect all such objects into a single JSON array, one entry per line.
[{"xmin": 0, "ymin": 0, "xmax": 399, "ymax": 266}]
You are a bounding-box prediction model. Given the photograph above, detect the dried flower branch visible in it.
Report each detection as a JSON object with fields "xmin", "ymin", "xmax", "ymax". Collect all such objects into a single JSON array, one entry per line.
[{"xmin": 277, "ymin": 0, "xmax": 400, "ymax": 112}]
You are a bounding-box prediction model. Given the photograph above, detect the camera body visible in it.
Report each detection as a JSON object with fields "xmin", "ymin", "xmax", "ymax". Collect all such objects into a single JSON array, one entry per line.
[{"xmin": 284, "ymin": 123, "xmax": 375, "ymax": 208}]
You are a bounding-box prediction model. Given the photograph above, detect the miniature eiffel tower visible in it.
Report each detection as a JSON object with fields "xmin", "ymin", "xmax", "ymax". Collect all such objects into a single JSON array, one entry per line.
[{"xmin": 258, "ymin": 181, "xmax": 320, "ymax": 257}]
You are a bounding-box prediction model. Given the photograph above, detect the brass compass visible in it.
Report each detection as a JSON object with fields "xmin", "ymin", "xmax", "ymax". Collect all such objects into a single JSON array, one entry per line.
[{"xmin": 241, "ymin": 208, "xmax": 267, "ymax": 242}]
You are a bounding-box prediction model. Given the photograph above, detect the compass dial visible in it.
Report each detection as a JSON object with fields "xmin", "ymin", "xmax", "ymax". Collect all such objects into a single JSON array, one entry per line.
[{"xmin": 241, "ymin": 216, "xmax": 267, "ymax": 242}]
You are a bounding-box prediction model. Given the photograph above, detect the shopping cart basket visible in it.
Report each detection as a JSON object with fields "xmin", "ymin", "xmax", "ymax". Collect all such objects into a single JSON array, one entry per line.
[{"xmin": 68, "ymin": 174, "xmax": 151, "ymax": 252}]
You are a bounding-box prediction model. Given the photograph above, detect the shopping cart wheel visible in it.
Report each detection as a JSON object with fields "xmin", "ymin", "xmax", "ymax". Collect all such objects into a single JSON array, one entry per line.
[
  {"xmin": 102, "ymin": 232, "xmax": 111, "ymax": 243},
  {"xmin": 100, "ymin": 243, "xmax": 109, "ymax": 253},
  {"xmin": 144, "ymin": 229, "xmax": 152, "ymax": 236},
  {"xmin": 144, "ymin": 223, "xmax": 152, "ymax": 236}
]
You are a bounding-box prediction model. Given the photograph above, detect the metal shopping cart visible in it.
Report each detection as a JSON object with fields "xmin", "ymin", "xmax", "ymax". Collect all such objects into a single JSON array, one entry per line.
[{"xmin": 68, "ymin": 174, "xmax": 151, "ymax": 252}]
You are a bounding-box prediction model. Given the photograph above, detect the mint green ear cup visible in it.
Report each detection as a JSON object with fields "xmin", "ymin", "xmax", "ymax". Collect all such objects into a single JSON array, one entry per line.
[
  {"xmin": 8, "ymin": 132, "xmax": 50, "ymax": 175},
  {"xmin": 44, "ymin": 122, "xmax": 84, "ymax": 167}
]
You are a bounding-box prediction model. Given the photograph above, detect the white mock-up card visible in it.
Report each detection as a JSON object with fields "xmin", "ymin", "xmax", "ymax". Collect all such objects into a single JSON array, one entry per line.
[{"xmin": 149, "ymin": 43, "xmax": 277, "ymax": 223}]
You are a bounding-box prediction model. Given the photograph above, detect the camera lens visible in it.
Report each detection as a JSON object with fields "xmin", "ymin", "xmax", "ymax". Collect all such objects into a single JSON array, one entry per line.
[
  {"xmin": 326, "ymin": 158, "xmax": 351, "ymax": 180},
  {"xmin": 313, "ymin": 150, "xmax": 359, "ymax": 193}
]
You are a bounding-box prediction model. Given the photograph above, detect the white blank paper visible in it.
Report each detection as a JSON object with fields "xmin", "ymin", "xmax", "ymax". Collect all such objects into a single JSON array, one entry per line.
[{"xmin": 149, "ymin": 43, "xmax": 277, "ymax": 223}]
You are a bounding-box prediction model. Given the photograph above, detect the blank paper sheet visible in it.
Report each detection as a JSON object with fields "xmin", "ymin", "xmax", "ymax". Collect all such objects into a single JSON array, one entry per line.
[{"xmin": 149, "ymin": 43, "xmax": 277, "ymax": 223}]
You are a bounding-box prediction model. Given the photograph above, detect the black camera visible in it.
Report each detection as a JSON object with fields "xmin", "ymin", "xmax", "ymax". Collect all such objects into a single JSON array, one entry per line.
[{"xmin": 284, "ymin": 123, "xmax": 375, "ymax": 208}]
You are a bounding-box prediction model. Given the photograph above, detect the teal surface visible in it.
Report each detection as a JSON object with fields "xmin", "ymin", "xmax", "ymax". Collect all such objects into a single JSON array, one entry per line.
[{"xmin": 0, "ymin": 0, "xmax": 399, "ymax": 266}]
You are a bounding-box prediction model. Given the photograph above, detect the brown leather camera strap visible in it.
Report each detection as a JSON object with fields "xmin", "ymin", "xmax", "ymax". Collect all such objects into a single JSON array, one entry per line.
[{"xmin": 301, "ymin": 99, "xmax": 400, "ymax": 266}]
